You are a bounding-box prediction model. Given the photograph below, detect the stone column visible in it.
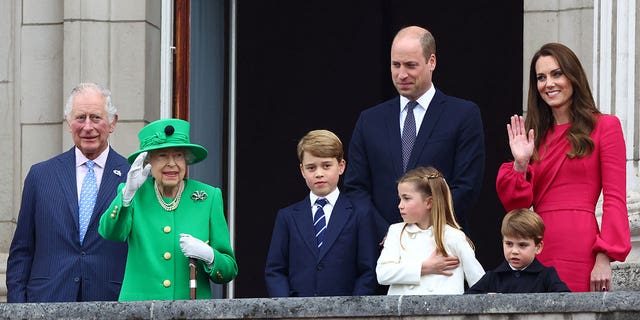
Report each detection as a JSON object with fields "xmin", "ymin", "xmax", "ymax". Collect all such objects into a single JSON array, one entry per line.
[
  {"xmin": 0, "ymin": 0, "xmax": 65, "ymax": 304},
  {"xmin": 0, "ymin": 0, "xmax": 19, "ymax": 258}
]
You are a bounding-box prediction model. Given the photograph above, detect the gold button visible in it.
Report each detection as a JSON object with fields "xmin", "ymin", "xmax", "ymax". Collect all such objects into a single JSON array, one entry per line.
[
  {"xmin": 110, "ymin": 214, "xmax": 115, "ymax": 219},
  {"xmin": 163, "ymin": 280, "xmax": 171, "ymax": 287},
  {"xmin": 114, "ymin": 205, "xmax": 119, "ymax": 210},
  {"xmin": 163, "ymin": 226, "xmax": 171, "ymax": 233},
  {"xmin": 164, "ymin": 252, "xmax": 172, "ymax": 260}
]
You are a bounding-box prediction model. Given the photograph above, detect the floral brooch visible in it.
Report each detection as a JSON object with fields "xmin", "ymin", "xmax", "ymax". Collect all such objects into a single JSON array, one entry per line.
[{"xmin": 191, "ymin": 190, "xmax": 208, "ymax": 202}]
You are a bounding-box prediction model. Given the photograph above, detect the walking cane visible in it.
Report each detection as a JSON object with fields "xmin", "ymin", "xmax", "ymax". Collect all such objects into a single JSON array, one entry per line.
[
  {"xmin": 189, "ymin": 257, "xmax": 197, "ymax": 299},
  {"xmin": 189, "ymin": 240, "xmax": 209, "ymax": 300}
]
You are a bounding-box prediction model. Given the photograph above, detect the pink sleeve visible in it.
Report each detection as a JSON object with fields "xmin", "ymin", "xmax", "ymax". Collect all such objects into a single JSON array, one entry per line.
[
  {"xmin": 496, "ymin": 162, "xmax": 534, "ymax": 212},
  {"xmin": 592, "ymin": 115, "xmax": 631, "ymax": 262}
]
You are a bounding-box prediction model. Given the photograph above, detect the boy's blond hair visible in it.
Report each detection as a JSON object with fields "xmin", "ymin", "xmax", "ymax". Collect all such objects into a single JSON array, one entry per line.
[
  {"xmin": 502, "ymin": 209, "xmax": 545, "ymax": 244},
  {"xmin": 297, "ymin": 130, "xmax": 344, "ymax": 162}
]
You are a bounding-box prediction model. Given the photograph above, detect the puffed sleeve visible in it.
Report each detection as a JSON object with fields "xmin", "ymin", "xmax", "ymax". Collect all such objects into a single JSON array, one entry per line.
[
  {"xmin": 592, "ymin": 115, "xmax": 631, "ymax": 262},
  {"xmin": 496, "ymin": 162, "xmax": 535, "ymax": 212}
]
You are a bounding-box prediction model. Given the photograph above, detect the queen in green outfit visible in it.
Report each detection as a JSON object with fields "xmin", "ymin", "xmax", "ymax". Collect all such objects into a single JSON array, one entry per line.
[{"xmin": 99, "ymin": 118, "xmax": 237, "ymax": 301}]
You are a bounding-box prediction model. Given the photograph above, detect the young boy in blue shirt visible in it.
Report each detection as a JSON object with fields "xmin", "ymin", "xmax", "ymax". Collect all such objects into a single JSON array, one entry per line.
[
  {"xmin": 466, "ymin": 208, "xmax": 570, "ymax": 293},
  {"xmin": 265, "ymin": 129, "xmax": 378, "ymax": 297}
]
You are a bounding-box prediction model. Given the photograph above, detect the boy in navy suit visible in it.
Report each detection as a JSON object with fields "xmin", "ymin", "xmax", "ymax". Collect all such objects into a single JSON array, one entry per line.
[
  {"xmin": 465, "ymin": 209, "xmax": 570, "ymax": 294},
  {"xmin": 265, "ymin": 130, "xmax": 378, "ymax": 297}
]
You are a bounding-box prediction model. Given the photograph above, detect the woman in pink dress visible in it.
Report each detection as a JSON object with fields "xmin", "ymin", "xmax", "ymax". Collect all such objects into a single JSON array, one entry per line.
[{"xmin": 496, "ymin": 43, "xmax": 631, "ymax": 292}]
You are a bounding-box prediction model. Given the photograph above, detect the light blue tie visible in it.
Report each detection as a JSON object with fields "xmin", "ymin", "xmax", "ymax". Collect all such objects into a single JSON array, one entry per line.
[
  {"xmin": 314, "ymin": 198, "xmax": 328, "ymax": 248},
  {"xmin": 79, "ymin": 160, "xmax": 98, "ymax": 244}
]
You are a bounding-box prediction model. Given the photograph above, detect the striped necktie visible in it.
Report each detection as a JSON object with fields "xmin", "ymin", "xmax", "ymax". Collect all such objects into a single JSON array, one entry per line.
[{"xmin": 313, "ymin": 198, "xmax": 328, "ymax": 248}]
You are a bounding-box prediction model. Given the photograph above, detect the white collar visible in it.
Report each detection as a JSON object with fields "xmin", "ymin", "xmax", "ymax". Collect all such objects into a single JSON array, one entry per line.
[
  {"xmin": 400, "ymin": 85, "xmax": 436, "ymax": 111},
  {"xmin": 75, "ymin": 145, "xmax": 110, "ymax": 169},
  {"xmin": 309, "ymin": 188, "xmax": 340, "ymax": 207},
  {"xmin": 404, "ymin": 223, "xmax": 433, "ymax": 234}
]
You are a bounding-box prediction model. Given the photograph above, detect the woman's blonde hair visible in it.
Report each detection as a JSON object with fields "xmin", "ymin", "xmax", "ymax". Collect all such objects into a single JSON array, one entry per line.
[{"xmin": 397, "ymin": 166, "xmax": 474, "ymax": 256}]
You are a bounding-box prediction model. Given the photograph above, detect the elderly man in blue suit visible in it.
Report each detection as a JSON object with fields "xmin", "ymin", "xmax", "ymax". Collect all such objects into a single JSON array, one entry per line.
[
  {"xmin": 345, "ymin": 26, "xmax": 485, "ymax": 272},
  {"xmin": 6, "ymin": 83, "xmax": 129, "ymax": 302}
]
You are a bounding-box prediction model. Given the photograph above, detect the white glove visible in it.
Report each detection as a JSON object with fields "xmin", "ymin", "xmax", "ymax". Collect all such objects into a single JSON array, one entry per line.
[
  {"xmin": 122, "ymin": 152, "xmax": 151, "ymax": 206},
  {"xmin": 180, "ymin": 233, "xmax": 214, "ymax": 265}
]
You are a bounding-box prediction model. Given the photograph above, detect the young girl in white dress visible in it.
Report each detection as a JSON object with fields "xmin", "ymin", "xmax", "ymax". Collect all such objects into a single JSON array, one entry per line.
[{"xmin": 376, "ymin": 166, "xmax": 484, "ymax": 295}]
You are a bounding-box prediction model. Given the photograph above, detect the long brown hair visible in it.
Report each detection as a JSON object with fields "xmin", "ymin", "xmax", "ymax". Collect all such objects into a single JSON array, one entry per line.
[
  {"xmin": 526, "ymin": 43, "xmax": 600, "ymax": 160},
  {"xmin": 397, "ymin": 166, "xmax": 474, "ymax": 256}
]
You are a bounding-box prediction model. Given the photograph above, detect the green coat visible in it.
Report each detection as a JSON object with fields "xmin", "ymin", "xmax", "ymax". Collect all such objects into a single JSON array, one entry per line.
[{"xmin": 99, "ymin": 178, "xmax": 237, "ymax": 301}]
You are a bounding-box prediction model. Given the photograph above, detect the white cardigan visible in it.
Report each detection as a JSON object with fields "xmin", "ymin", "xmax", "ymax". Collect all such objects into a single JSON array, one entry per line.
[{"xmin": 376, "ymin": 223, "xmax": 485, "ymax": 295}]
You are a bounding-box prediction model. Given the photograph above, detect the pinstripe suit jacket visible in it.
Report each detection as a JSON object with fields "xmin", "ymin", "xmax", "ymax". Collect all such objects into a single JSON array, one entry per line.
[{"xmin": 6, "ymin": 147, "xmax": 129, "ymax": 302}]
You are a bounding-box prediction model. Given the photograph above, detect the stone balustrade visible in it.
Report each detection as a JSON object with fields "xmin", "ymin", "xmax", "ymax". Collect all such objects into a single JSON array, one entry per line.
[{"xmin": 0, "ymin": 291, "xmax": 639, "ymax": 319}]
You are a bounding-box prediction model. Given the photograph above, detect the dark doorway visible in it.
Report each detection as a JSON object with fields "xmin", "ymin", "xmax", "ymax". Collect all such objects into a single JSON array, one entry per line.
[{"xmin": 234, "ymin": 1, "xmax": 523, "ymax": 297}]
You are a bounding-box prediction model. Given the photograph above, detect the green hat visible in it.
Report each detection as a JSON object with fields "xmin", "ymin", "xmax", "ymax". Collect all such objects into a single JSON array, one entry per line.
[{"xmin": 128, "ymin": 118, "xmax": 208, "ymax": 165}]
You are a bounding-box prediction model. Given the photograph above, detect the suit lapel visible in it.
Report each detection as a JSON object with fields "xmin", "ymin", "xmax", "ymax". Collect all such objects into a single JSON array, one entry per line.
[
  {"xmin": 317, "ymin": 195, "xmax": 352, "ymax": 260},
  {"xmin": 409, "ymin": 90, "xmax": 447, "ymax": 169},
  {"xmin": 383, "ymin": 97, "xmax": 404, "ymax": 176},
  {"xmin": 56, "ymin": 148, "xmax": 80, "ymax": 234},
  {"xmin": 291, "ymin": 198, "xmax": 319, "ymax": 258},
  {"xmin": 88, "ymin": 148, "xmax": 126, "ymax": 236}
]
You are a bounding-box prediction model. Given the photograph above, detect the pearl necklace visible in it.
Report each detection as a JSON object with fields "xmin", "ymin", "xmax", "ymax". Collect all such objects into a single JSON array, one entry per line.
[{"xmin": 155, "ymin": 180, "xmax": 184, "ymax": 211}]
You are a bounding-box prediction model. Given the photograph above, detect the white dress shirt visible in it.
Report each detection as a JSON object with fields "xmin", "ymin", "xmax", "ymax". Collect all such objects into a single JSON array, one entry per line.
[
  {"xmin": 309, "ymin": 188, "xmax": 340, "ymax": 225},
  {"xmin": 399, "ymin": 85, "xmax": 436, "ymax": 135},
  {"xmin": 75, "ymin": 146, "xmax": 110, "ymax": 199}
]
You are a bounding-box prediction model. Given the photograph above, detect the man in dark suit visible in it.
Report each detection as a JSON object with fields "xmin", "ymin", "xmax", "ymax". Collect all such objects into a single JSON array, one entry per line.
[
  {"xmin": 344, "ymin": 26, "xmax": 484, "ymax": 269},
  {"xmin": 265, "ymin": 130, "xmax": 378, "ymax": 297},
  {"xmin": 6, "ymin": 83, "xmax": 129, "ymax": 302}
]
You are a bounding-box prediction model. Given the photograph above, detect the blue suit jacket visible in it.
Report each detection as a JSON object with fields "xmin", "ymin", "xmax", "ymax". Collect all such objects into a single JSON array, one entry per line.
[
  {"xmin": 344, "ymin": 90, "xmax": 485, "ymax": 241},
  {"xmin": 7, "ymin": 147, "xmax": 129, "ymax": 302},
  {"xmin": 264, "ymin": 193, "xmax": 378, "ymax": 297}
]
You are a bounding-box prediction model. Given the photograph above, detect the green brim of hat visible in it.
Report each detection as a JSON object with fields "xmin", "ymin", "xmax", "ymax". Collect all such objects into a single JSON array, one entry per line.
[
  {"xmin": 127, "ymin": 143, "xmax": 208, "ymax": 165},
  {"xmin": 127, "ymin": 118, "xmax": 208, "ymax": 165}
]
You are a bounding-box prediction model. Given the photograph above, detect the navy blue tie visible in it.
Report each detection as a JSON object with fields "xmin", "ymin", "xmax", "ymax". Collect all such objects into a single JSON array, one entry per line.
[
  {"xmin": 402, "ymin": 101, "xmax": 418, "ymax": 172},
  {"xmin": 314, "ymin": 198, "xmax": 328, "ymax": 248}
]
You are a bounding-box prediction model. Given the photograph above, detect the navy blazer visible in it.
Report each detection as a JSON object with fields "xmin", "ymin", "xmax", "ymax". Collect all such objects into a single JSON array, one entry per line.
[
  {"xmin": 7, "ymin": 147, "xmax": 129, "ymax": 302},
  {"xmin": 344, "ymin": 90, "xmax": 485, "ymax": 241},
  {"xmin": 465, "ymin": 259, "xmax": 570, "ymax": 294},
  {"xmin": 265, "ymin": 193, "xmax": 378, "ymax": 297}
]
